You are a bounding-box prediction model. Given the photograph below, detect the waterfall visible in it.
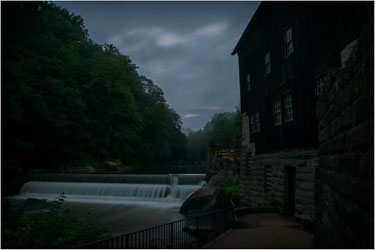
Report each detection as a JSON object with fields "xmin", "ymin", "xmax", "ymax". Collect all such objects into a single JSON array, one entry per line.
[{"xmin": 14, "ymin": 174, "xmax": 206, "ymax": 204}]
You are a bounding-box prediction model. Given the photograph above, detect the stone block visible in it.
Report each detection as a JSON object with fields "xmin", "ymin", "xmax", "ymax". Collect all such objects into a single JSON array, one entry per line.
[
  {"xmin": 352, "ymin": 94, "xmax": 374, "ymax": 126},
  {"xmin": 345, "ymin": 120, "xmax": 373, "ymax": 151},
  {"xmin": 319, "ymin": 133, "xmax": 346, "ymax": 154},
  {"xmin": 358, "ymin": 150, "xmax": 374, "ymax": 179}
]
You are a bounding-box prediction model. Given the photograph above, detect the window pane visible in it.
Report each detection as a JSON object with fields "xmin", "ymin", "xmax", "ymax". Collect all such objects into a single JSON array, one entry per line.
[
  {"xmin": 286, "ymin": 41, "xmax": 294, "ymax": 56},
  {"xmin": 285, "ymin": 107, "xmax": 293, "ymax": 121},
  {"xmin": 265, "ymin": 51, "xmax": 270, "ymax": 64},
  {"xmin": 265, "ymin": 51, "xmax": 271, "ymax": 75},
  {"xmin": 316, "ymin": 75, "xmax": 326, "ymax": 96},
  {"xmin": 285, "ymin": 94, "xmax": 292, "ymax": 108},
  {"xmin": 255, "ymin": 112, "xmax": 260, "ymax": 131},
  {"xmin": 285, "ymin": 27, "xmax": 293, "ymax": 57},
  {"xmin": 274, "ymin": 100, "xmax": 282, "ymax": 125},
  {"xmin": 286, "ymin": 27, "xmax": 292, "ymax": 43},
  {"xmin": 250, "ymin": 114, "xmax": 255, "ymax": 133},
  {"xmin": 247, "ymin": 73, "xmax": 251, "ymax": 92}
]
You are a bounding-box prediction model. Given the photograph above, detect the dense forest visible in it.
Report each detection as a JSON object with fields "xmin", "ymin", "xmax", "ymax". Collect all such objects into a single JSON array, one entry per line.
[{"xmin": 2, "ymin": 2, "xmax": 241, "ymax": 194}]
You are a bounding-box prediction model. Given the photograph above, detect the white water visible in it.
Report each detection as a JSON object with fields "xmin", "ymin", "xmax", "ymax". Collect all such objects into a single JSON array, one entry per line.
[{"xmin": 9, "ymin": 174, "xmax": 206, "ymax": 235}]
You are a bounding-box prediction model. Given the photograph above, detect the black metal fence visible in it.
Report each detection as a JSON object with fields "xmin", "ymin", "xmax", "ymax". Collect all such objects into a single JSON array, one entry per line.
[
  {"xmin": 245, "ymin": 194, "xmax": 273, "ymax": 209},
  {"xmin": 76, "ymin": 207, "xmax": 235, "ymax": 249}
]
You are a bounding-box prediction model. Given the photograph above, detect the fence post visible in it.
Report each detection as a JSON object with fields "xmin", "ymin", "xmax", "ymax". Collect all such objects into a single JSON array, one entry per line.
[
  {"xmin": 212, "ymin": 212, "xmax": 216, "ymax": 242},
  {"xmin": 126, "ymin": 234, "xmax": 129, "ymax": 248},
  {"xmin": 170, "ymin": 223, "xmax": 174, "ymax": 248},
  {"xmin": 196, "ymin": 216, "xmax": 199, "ymax": 232}
]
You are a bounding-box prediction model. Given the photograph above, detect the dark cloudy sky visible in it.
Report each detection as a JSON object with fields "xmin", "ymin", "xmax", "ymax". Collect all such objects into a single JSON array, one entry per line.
[{"xmin": 56, "ymin": 1, "xmax": 260, "ymax": 131}]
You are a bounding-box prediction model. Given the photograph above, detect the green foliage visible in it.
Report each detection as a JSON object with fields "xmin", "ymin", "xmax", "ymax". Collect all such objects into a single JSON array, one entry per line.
[
  {"xmin": 2, "ymin": 1, "xmax": 188, "ymax": 188},
  {"xmin": 185, "ymin": 107, "xmax": 242, "ymax": 163},
  {"xmin": 223, "ymin": 183, "xmax": 240, "ymax": 200},
  {"xmin": 2, "ymin": 194, "xmax": 108, "ymax": 248}
]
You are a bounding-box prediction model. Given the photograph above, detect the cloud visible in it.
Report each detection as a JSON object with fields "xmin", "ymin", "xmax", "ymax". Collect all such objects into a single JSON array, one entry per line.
[
  {"xmin": 182, "ymin": 114, "xmax": 201, "ymax": 119},
  {"xmin": 123, "ymin": 22, "xmax": 229, "ymax": 49},
  {"xmin": 196, "ymin": 106, "xmax": 221, "ymax": 110},
  {"xmin": 192, "ymin": 22, "xmax": 228, "ymax": 38},
  {"xmin": 146, "ymin": 60, "xmax": 174, "ymax": 74},
  {"xmin": 56, "ymin": 1, "xmax": 261, "ymax": 130}
]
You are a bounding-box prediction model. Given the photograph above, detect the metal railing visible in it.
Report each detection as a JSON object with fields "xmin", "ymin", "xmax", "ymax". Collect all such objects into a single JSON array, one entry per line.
[
  {"xmin": 76, "ymin": 207, "xmax": 235, "ymax": 249},
  {"xmin": 246, "ymin": 194, "xmax": 273, "ymax": 209}
]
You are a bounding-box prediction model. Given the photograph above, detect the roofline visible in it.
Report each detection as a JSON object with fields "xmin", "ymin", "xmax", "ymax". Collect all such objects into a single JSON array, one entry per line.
[{"xmin": 231, "ymin": 2, "xmax": 265, "ymax": 56}]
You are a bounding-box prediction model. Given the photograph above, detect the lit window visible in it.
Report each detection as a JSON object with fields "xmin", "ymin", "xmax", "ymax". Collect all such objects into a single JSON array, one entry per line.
[
  {"xmin": 274, "ymin": 100, "xmax": 282, "ymax": 126},
  {"xmin": 284, "ymin": 94, "xmax": 293, "ymax": 122},
  {"xmin": 264, "ymin": 51, "xmax": 271, "ymax": 75},
  {"xmin": 316, "ymin": 74, "xmax": 327, "ymax": 96},
  {"xmin": 285, "ymin": 27, "xmax": 294, "ymax": 57}
]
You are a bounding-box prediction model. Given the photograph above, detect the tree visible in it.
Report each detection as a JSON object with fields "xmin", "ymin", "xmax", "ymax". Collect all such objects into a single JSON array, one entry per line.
[{"xmin": 2, "ymin": 2, "xmax": 189, "ymax": 194}]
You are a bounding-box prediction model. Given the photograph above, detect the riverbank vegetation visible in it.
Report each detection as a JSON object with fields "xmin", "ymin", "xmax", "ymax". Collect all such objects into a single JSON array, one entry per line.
[
  {"xmin": 2, "ymin": 2, "xmax": 241, "ymax": 195},
  {"xmin": 2, "ymin": 194, "xmax": 108, "ymax": 248}
]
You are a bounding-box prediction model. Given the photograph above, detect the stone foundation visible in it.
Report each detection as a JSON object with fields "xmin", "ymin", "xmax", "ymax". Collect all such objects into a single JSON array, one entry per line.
[
  {"xmin": 240, "ymin": 149, "xmax": 317, "ymax": 222},
  {"xmin": 314, "ymin": 22, "xmax": 374, "ymax": 248}
]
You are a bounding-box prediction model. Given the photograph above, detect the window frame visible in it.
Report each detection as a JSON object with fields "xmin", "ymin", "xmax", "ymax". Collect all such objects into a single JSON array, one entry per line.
[
  {"xmin": 250, "ymin": 113, "xmax": 255, "ymax": 134},
  {"xmin": 255, "ymin": 112, "xmax": 260, "ymax": 132},
  {"xmin": 250, "ymin": 112, "xmax": 260, "ymax": 134},
  {"xmin": 284, "ymin": 93, "xmax": 294, "ymax": 122},
  {"xmin": 246, "ymin": 72, "xmax": 251, "ymax": 93},
  {"xmin": 315, "ymin": 74, "xmax": 327, "ymax": 96},
  {"xmin": 274, "ymin": 99, "xmax": 282, "ymax": 126},
  {"xmin": 264, "ymin": 50, "xmax": 271, "ymax": 76},
  {"xmin": 284, "ymin": 26, "xmax": 294, "ymax": 57}
]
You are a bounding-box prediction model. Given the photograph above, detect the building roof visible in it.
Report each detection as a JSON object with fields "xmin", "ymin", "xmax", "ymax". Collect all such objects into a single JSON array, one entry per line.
[{"xmin": 231, "ymin": 2, "xmax": 265, "ymax": 56}]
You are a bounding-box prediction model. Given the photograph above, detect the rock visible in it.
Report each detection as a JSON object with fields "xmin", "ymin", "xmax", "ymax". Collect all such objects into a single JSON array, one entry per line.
[
  {"xmin": 180, "ymin": 170, "xmax": 238, "ymax": 216},
  {"xmin": 180, "ymin": 184, "xmax": 221, "ymax": 216},
  {"xmin": 22, "ymin": 198, "xmax": 48, "ymax": 215}
]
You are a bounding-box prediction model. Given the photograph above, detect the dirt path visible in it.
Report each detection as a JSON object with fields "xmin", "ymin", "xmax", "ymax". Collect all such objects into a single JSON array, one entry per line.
[{"xmin": 203, "ymin": 212, "xmax": 313, "ymax": 249}]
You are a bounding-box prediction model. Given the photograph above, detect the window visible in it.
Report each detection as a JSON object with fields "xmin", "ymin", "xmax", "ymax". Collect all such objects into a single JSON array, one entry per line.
[
  {"xmin": 250, "ymin": 112, "xmax": 260, "ymax": 133},
  {"xmin": 284, "ymin": 94, "xmax": 293, "ymax": 122},
  {"xmin": 285, "ymin": 27, "xmax": 294, "ymax": 57},
  {"xmin": 250, "ymin": 114, "xmax": 255, "ymax": 133},
  {"xmin": 264, "ymin": 51, "xmax": 271, "ymax": 75},
  {"xmin": 316, "ymin": 74, "xmax": 327, "ymax": 96},
  {"xmin": 255, "ymin": 112, "xmax": 260, "ymax": 132},
  {"xmin": 274, "ymin": 100, "xmax": 282, "ymax": 126},
  {"xmin": 246, "ymin": 72, "xmax": 251, "ymax": 92}
]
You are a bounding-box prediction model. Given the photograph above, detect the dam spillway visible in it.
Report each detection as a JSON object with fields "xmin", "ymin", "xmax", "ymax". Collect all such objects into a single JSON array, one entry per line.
[
  {"xmin": 9, "ymin": 174, "xmax": 206, "ymax": 235},
  {"xmin": 15, "ymin": 173, "xmax": 206, "ymax": 203}
]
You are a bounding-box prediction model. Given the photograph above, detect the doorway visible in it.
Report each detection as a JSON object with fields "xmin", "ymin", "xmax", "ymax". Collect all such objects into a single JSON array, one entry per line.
[{"xmin": 284, "ymin": 167, "xmax": 296, "ymax": 215}]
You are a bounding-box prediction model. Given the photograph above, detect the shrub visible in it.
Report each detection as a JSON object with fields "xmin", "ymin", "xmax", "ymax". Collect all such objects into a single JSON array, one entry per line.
[{"xmin": 2, "ymin": 194, "xmax": 109, "ymax": 248}]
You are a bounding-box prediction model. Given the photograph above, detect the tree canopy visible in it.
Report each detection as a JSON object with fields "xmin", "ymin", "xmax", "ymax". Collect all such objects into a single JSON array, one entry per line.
[
  {"xmin": 185, "ymin": 108, "xmax": 242, "ymax": 164},
  {"xmin": 2, "ymin": 2, "xmax": 187, "ymax": 185}
]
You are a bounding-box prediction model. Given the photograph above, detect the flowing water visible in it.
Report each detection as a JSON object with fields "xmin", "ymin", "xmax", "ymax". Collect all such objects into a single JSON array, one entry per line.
[{"xmin": 8, "ymin": 173, "xmax": 206, "ymax": 235}]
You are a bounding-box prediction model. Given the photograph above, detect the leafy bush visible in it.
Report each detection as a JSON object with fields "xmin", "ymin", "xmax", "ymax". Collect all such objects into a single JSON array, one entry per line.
[
  {"xmin": 2, "ymin": 194, "xmax": 109, "ymax": 248},
  {"xmin": 223, "ymin": 183, "xmax": 240, "ymax": 201}
]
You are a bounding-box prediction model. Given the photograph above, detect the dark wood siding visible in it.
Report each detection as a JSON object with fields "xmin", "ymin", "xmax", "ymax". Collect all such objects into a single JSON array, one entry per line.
[{"xmin": 235, "ymin": 2, "xmax": 371, "ymax": 154}]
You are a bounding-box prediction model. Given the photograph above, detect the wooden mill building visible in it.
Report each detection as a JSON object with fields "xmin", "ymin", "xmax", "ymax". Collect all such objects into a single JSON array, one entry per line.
[{"xmin": 232, "ymin": 1, "xmax": 372, "ymax": 224}]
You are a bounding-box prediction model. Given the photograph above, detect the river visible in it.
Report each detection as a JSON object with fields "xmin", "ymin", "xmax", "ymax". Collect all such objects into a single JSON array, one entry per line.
[{"xmin": 8, "ymin": 173, "xmax": 206, "ymax": 236}]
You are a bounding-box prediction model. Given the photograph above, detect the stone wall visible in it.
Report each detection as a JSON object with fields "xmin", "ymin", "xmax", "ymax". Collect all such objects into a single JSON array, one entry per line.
[
  {"xmin": 314, "ymin": 23, "xmax": 374, "ymax": 248},
  {"xmin": 240, "ymin": 149, "xmax": 317, "ymax": 222}
]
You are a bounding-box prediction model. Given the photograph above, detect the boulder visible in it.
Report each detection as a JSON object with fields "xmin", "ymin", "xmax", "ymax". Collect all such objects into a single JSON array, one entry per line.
[{"xmin": 180, "ymin": 170, "xmax": 238, "ymax": 216}]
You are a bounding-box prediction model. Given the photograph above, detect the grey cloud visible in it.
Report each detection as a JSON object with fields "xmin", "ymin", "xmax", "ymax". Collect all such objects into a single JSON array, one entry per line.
[{"xmin": 56, "ymin": 1, "xmax": 260, "ymax": 130}]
